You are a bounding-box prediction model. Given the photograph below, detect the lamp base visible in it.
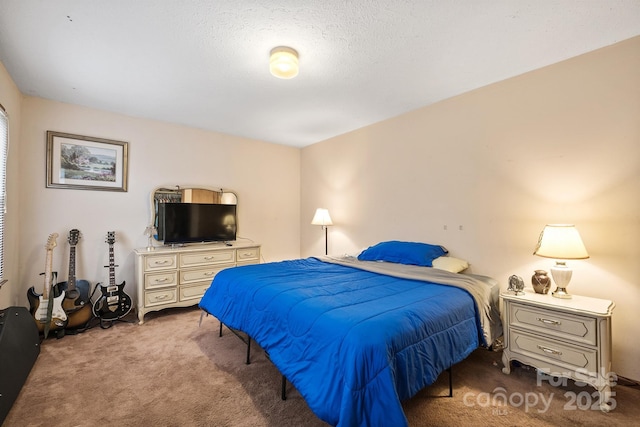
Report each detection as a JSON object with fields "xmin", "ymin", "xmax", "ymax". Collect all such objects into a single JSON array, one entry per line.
[
  {"xmin": 552, "ymin": 287, "xmax": 572, "ymax": 299},
  {"xmin": 550, "ymin": 261, "xmax": 573, "ymax": 299}
]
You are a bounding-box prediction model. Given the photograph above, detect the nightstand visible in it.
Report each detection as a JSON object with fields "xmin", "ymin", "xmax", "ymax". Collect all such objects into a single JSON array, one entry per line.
[{"xmin": 501, "ymin": 290, "xmax": 615, "ymax": 412}]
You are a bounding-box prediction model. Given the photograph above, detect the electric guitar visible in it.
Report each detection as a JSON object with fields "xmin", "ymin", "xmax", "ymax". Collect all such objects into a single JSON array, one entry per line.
[
  {"xmin": 27, "ymin": 233, "xmax": 67, "ymax": 337},
  {"xmin": 92, "ymin": 231, "xmax": 132, "ymax": 321},
  {"xmin": 56, "ymin": 229, "xmax": 93, "ymax": 328}
]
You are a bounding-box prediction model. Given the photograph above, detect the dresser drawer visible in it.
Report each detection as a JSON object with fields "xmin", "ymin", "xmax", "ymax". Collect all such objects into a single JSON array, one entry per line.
[
  {"xmin": 144, "ymin": 271, "xmax": 178, "ymax": 290},
  {"xmin": 237, "ymin": 246, "xmax": 260, "ymax": 263},
  {"xmin": 509, "ymin": 330, "xmax": 597, "ymax": 377},
  {"xmin": 180, "ymin": 250, "xmax": 235, "ymax": 267},
  {"xmin": 180, "ymin": 266, "xmax": 228, "ymax": 285},
  {"xmin": 145, "ymin": 288, "xmax": 178, "ymax": 307},
  {"xmin": 143, "ymin": 254, "xmax": 178, "ymax": 272},
  {"xmin": 510, "ymin": 302, "xmax": 596, "ymax": 346},
  {"xmin": 179, "ymin": 282, "xmax": 210, "ymax": 302}
]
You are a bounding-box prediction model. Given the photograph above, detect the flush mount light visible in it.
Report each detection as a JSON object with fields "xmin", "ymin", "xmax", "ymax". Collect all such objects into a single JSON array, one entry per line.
[{"xmin": 270, "ymin": 46, "xmax": 299, "ymax": 79}]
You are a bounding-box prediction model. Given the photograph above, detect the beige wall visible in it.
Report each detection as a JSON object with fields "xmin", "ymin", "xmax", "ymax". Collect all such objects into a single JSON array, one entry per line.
[
  {"xmin": 2, "ymin": 34, "xmax": 638, "ymax": 381},
  {"xmin": 301, "ymin": 36, "xmax": 640, "ymax": 380},
  {"xmin": 0, "ymin": 62, "xmax": 22, "ymax": 308},
  {"xmin": 7, "ymin": 97, "xmax": 300, "ymax": 311}
]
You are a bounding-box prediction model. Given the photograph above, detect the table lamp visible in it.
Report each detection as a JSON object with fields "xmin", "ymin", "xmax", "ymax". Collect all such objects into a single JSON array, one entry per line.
[{"xmin": 533, "ymin": 224, "xmax": 589, "ymax": 299}]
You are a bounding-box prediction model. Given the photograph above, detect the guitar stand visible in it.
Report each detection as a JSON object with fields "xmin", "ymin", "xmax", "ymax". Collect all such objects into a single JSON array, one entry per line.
[{"xmin": 97, "ymin": 317, "xmax": 134, "ymax": 329}]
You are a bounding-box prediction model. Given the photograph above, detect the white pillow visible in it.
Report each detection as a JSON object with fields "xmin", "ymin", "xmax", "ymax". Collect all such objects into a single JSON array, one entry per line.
[{"xmin": 432, "ymin": 256, "xmax": 469, "ymax": 273}]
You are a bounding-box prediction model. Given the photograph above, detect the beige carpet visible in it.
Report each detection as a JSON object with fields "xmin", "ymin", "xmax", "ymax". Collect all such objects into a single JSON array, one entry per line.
[{"xmin": 5, "ymin": 306, "xmax": 639, "ymax": 427}]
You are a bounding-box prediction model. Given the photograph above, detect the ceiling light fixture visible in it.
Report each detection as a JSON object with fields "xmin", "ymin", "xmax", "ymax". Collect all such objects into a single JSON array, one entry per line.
[{"xmin": 270, "ymin": 46, "xmax": 299, "ymax": 79}]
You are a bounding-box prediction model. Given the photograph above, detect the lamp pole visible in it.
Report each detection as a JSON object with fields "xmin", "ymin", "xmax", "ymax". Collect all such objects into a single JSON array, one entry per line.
[
  {"xmin": 323, "ymin": 226, "xmax": 328, "ymax": 255},
  {"xmin": 311, "ymin": 208, "xmax": 333, "ymax": 256}
]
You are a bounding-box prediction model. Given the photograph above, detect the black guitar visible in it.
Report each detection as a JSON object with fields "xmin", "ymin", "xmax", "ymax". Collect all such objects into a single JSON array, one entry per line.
[
  {"xmin": 56, "ymin": 229, "xmax": 93, "ymax": 329},
  {"xmin": 92, "ymin": 231, "xmax": 132, "ymax": 321}
]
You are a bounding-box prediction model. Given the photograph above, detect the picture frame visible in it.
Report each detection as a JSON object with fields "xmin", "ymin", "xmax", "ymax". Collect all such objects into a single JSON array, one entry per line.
[{"xmin": 46, "ymin": 131, "xmax": 129, "ymax": 192}]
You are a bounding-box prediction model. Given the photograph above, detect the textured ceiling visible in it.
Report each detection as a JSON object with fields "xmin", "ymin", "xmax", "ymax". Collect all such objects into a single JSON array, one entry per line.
[{"xmin": 1, "ymin": 1, "xmax": 639, "ymax": 147}]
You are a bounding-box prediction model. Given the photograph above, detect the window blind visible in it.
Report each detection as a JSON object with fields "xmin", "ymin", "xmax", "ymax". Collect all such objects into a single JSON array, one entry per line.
[{"xmin": 0, "ymin": 105, "xmax": 8, "ymax": 284}]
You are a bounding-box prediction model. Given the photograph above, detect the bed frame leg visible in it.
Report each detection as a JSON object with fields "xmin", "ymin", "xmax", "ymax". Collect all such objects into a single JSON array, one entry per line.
[
  {"xmin": 219, "ymin": 322, "xmax": 223, "ymax": 337},
  {"xmin": 246, "ymin": 337, "xmax": 251, "ymax": 365},
  {"xmin": 281, "ymin": 375, "xmax": 287, "ymax": 400},
  {"xmin": 448, "ymin": 367, "xmax": 453, "ymax": 397}
]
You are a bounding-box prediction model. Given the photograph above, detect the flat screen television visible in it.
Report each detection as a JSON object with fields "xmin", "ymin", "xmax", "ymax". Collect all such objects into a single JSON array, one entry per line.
[{"xmin": 158, "ymin": 203, "xmax": 237, "ymax": 244}]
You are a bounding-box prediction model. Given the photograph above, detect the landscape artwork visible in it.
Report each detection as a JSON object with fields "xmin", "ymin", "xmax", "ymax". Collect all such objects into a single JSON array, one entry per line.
[
  {"xmin": 60, "ymin": 143, "xmax": 117, "ymax": 182},
  {"xmin": 46, "ymin": 131, "xmax": 129, "ymax": 191}
]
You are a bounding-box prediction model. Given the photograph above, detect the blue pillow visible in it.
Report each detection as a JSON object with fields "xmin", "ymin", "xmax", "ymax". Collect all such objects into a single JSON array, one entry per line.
[{"xmin": 357, "ymin": 241, "xmax": 448, "ymax": 267}]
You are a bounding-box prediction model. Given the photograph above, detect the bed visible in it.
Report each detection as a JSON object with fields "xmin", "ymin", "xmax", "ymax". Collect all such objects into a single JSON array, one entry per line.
[{"xmin": 199, "ymin": 241, "xmax": 502, "ymax": 427}]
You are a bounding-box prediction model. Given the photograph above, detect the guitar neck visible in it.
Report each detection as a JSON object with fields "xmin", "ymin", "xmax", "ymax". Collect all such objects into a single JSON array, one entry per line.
[
  {"xmin": 42, "ymin": 233, "xmax": 58, "ymax": 300},
  {"xmin": 67, "ymin": 245, "xmax": 77, "ymax": 290},
  {"xmin": 43, "ymin": 248, "xmax": 54, "ymax": 300},
  {"xmin": 108, "ymin": 244, "xmax": 116, "ymax": 286}
]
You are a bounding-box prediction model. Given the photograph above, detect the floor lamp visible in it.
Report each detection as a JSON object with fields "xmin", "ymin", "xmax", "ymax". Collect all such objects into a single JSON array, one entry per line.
[{"xmin": 311, "ymin": 208, "xmax": 333, "ymax": 255}]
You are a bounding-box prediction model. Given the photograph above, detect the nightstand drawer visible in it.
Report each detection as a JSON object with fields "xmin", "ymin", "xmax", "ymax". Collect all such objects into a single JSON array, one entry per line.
[
  {"xmin": 180, "ymin": 250, "xmax": 235, "ymax": 267},
  {"xmin": 510, "ymin": 303, "xmax": 596, "ymax": 346},
  {"xmin": 509, "ymin": 330, "xmax": 597, "ymax": 376}
]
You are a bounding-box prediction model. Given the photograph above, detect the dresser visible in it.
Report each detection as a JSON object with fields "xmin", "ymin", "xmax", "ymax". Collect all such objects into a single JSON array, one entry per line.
[
  {"xmin": 501, "ymin": 291, "xmax": 615, "ymax": 412},
  {"xmin": 134, "ymin": 242, "xmax": 260, "ymax": 324}
]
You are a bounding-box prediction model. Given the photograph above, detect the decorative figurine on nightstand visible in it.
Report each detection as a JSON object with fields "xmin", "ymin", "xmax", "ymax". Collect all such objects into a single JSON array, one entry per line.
[
  {"xmin": 507, "ymin": 275, "xmax": 525, "ymax": 296},
  {"xmin": 531, "ymin": 270, "xmax": 551, "ymax": 294}
]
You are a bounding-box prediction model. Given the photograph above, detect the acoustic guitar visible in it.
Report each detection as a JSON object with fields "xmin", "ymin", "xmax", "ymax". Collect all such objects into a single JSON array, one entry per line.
[
  {"xmin": 92, "ymin": 231, "xmax": 132, "ymax": 321},
  {"xmin": 27, "ymin": 233, "xmax": 67, "ymax": 338},
  {"xmin": 55, "ymin": 229, "xmax": 93, "ymax": 329}
]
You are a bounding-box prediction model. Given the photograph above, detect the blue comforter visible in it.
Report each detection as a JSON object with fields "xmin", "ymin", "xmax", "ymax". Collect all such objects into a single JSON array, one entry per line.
[{"xmin": 199, "ymin": 257, "xmax": 484, "ymax": 427}]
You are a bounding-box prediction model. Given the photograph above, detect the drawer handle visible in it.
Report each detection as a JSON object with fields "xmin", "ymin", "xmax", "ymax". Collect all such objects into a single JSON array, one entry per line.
[
  {"xmin": 203, "ymin": 272, "xmax": 215, "ymax": 277},
  {"xmin": 242, "ymin": 252, "xmax": 253, "ymax": 257},
  {"xmin": 153, "ymin": 260, "xmax": 170, "ymax": 265},
  {"xmin": 204, "ymin": 256, "xmax": 215, "ymax": 260},
  {"xmin": 154, "ymin": 277, "xmax": 170, "ymax": 283},
  {"xmin": 537, "ymin": 345, "xmax": 562, "ymax": 356},
  {"xmin": 537, "ymin": 317, "xmax": 561, "ymax": 326},
  {"xmin": 153, "ymin": 294, "xmax": 172, "ymax": 301}
]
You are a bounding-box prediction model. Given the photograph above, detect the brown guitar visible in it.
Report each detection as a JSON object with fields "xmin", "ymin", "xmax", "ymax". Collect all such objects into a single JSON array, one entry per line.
[
  {"xmin": 56, "ymin": 229, "xmax": 93, "ymax": 329},
  {"xmin": 27, "ymin": 233, "xmax": 67, "ymax": 337}
]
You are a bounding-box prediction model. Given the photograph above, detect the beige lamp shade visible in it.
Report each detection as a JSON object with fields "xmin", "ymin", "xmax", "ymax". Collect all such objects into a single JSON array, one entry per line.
[
  {"xmin": 311, "ymin": 208, "xmax": 333, "ymax": 227},
  {"xmin": 533, "ymin": 224, "xmax": 589, "ymax": 259}
]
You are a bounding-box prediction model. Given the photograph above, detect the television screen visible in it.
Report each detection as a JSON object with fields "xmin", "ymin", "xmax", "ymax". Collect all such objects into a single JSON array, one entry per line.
[{"xmin": 158, "ymin": 203, "xmax": 237, "ymax": 244}]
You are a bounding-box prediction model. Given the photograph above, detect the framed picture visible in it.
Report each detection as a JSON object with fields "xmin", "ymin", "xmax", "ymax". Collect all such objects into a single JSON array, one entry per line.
[{"xmin": 46, "ymin": 131, "xmax": 129, "ymax": 192}]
